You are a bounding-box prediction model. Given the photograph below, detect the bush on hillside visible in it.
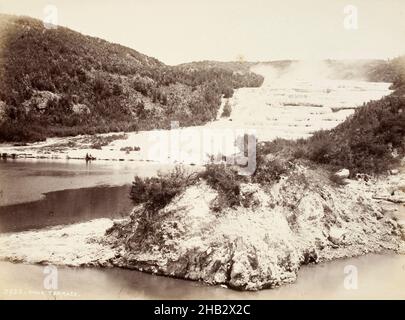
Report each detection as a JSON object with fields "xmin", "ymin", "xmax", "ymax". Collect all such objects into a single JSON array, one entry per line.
[
  {"xmin": 256, "ymin": 95, "xmax": 405, "ymax": 176},
  {"xmin": 221, "ymin": 101, "xmax": 232, "ymax": 117},
  {"xmin": 0, "ymin": 15, "xmax": 264, "ymax": 142},
  {"xmin": 198, "ymin": 163, "xmax": 245, "ymax": 210},
  {"xmin": 130, "ymin": 166, "xmax": 196, "ymax": 214}
]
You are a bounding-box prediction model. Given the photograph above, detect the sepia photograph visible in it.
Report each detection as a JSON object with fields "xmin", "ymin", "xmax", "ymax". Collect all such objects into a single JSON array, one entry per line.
[{"xmin": 0, "ymin": 0, "xmax": 404, "ymax": 307}]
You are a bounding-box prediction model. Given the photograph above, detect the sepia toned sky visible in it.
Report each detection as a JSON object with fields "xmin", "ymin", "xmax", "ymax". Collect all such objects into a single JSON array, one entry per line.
[{"xmin": 0, "ymin": 0, "xmax": 404, "ymax": 65}]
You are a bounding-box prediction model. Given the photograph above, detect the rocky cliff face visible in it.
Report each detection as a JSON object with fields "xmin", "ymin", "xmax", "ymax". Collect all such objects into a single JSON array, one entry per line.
[{"xmin": 105, "ymin": 165, "xmax": 405, "ymax": 290}]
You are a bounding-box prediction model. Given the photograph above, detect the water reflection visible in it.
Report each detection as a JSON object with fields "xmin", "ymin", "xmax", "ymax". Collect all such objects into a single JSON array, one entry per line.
[
  {"xmin": 1, "ymin": 253, "xmax": 405, "ymax": 299},
  {"xmin": 0, "ymin": 185, "xmax": 132, "ymax": 233}
]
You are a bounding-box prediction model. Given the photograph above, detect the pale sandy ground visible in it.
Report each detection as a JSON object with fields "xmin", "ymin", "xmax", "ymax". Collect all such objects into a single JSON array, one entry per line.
[{"xmin": 0, "ymin": 219, "xmax": 116, "ymax": 266}]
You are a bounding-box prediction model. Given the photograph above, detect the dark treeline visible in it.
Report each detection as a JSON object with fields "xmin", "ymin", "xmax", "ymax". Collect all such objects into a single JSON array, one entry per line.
[
  {"xmin": 0, "ymin": 15, "xmax": 263, "ymax": 142},
  {"xmin": 366, "ymin": 56, "xmax": 405, "ymax": 92}
]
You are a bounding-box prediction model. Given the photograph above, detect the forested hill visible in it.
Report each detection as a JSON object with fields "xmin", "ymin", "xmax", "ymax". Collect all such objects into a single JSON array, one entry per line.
[{"xmin": 0, "ymin": 15, "xmax": 263, "ymax": 142}]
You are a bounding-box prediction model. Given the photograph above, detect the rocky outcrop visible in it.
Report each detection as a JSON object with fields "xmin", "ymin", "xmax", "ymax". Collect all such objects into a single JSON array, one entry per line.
[
  {"xmin": 0, "ymin": 165, "xmax": 403, "ymax": 291},
  {"xmin": 105, "ymin": 166, "xmax": 405, "ymax": 290},
  {"xmin": 72, "ymin": 103, "xmax": 90, "ymax": 114},
  {"xmin": 22, "ymin": 90, "xmax": 60, "ymax": 112},
  {"xmin": 328, "ymin": 227, "xmax": 346, "ymax": 245},
  {"xmin": 372, "ymin": 172, "xmax": 405, "ymax": 204},
  {"xmin": 334, "ymin": 168, "xmax": 350, "ymax": 179}
]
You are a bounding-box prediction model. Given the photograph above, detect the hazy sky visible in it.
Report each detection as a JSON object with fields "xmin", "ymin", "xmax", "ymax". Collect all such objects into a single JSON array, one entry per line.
[{"xmin": 0, "ymin": 0, "xmax": 404, "ymax": 65}]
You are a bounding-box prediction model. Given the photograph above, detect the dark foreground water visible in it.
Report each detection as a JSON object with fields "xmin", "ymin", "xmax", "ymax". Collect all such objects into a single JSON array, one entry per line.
[
  {"xmin": 0, "ymin": 185, "xmax": 132, "ymax": 232},
  {"xmin": 0, "ymin": 159, "xmax": 177, "ymax": 232}
]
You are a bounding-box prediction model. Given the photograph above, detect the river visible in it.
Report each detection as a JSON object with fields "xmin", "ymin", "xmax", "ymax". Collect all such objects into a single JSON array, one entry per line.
[
  {"xmin": 1, "ymin": 253, "xmax": 404, "ymax": 299},
  {"xmin": 0, "ymin": 159, "xmax": 178, "ymax": 232}
]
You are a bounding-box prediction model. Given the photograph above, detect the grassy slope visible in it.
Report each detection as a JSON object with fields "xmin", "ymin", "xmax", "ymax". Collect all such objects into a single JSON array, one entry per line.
[{"xmin": 0, "ymin": 15, "xmax": 263, "ymax": 142}]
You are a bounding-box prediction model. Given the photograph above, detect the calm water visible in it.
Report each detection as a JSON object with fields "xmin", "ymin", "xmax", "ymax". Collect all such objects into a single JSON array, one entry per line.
[
  {"xmin": 1, "ymin": 253, "xmax": 405, "ymax": 300},
  {"xmin": 0, "ymin": 159, "xmax": 180, "ymax": 232},
  {"xmin": 0, "ymin": 159, "xmax": 135, "ymax": 233},
  {"xmin": 0, "ymin": 158, "xmax": 404, "ymax": 299},
  {"xmin": 0, "ymin": 158, "xmax": 177, "ymax": 206},
  {"xmin": 0, "ymin": 185, "xmax": 133, "ymax": 233}
]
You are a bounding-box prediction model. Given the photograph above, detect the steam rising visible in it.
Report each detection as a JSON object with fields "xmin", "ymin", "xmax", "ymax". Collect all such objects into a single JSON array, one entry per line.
[{"xmin": 252, "ymin": 60, "xmax": 373, "ymax": 85}]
